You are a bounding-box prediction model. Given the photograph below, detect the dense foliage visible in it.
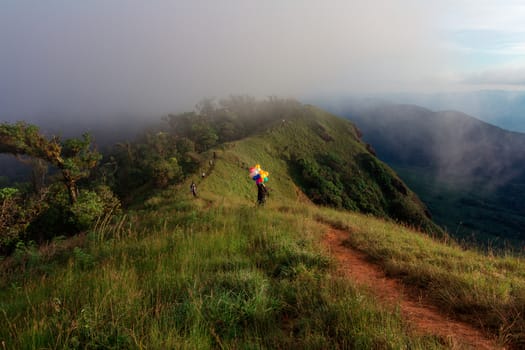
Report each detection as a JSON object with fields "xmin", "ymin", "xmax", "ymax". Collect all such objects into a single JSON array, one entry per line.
[
  {"xmin": 290, "ymin": 151, "xmax": 437, "ymax": 233},
  {"xmin": 0, "ymin": 122, "xmax": 101, "ymax": 203},
  {"xmin": 0, "ymin": 123, "xmax": 117, "ymax": 255}
]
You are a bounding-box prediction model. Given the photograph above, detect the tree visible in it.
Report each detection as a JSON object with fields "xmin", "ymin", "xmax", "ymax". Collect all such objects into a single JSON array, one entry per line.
[
  {"xmin": 165, "ymin": 112, "xmax": 195, "ymax": 138},
  {"xmin": 0, "ymin": 188, "xmax": 25, "ymax": 250},
  {"xmin": 60, "ymin": 134, "xmax": 102, "ymax": 203},
  {"xmin": 195, "ymin": 97, "xmax": 217, "ymax": 117},
  {"xmin": 0, "ymin": 122, "xmax": 101, "ymax": 204},
  {"xmin": 191, "ymin": 120, "xmax": 218, "ymax": 152}
]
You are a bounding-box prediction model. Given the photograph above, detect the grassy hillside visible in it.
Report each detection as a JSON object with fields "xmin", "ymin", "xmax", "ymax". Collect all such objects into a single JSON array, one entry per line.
[
  {"xmin": 0, "ymin": 184, "xmax": 446, "ymax": 348},
  {"xmin": 2, "ymin": 103, "xmax": 524, "ymax": 348},
  {"xmin": 201, "ymin": 104, "xmax": 441, "ymax": 235}
]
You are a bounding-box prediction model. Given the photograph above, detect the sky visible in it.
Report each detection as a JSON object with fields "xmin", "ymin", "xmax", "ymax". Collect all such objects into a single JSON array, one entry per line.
[
  {"xmin": 1, "ymin": 0, "xmax": 525, "ymax": 123},
  {"xmin": 440, "ymin": 1, "xmax": 525, "ymax": 88}
]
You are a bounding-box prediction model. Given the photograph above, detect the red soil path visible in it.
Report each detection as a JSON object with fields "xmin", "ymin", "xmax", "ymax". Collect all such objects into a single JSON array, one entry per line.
[{"xmin": 323, "ymin": 227, "xmax": 504, "ymax": 350}]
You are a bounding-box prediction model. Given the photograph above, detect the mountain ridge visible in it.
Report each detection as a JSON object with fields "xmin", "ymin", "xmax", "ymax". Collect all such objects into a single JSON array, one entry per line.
[
  {"xmin": 336, "ymin": 101, "xmax": 525, "ymax": 245},
  {"xmin": 198, "ymin": 103, "xmax": 442, "ymax": 235}
]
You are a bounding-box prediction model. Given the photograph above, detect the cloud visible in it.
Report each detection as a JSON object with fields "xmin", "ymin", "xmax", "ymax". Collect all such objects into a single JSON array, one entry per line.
[
  {"xmin": 442, "ymin": 29, "xmax": 525, "ymax": 90},
  {"xmin": 451, "ymin": 30, "xmax": 525, "ymax": 56},
  {"xmin": 0, "ymin": 0, "xmax": 447, "ymax": 122},
  {"xmin": 436, "ymin": 2, "xmax": 525, "ymax": 89},
  {"xmin": 439, "ymin": 0, "xmax": 525, "ymax": 32},
  {"xmin": 463, "ymin": 66, "xmax": 525, "ymax": 86}
]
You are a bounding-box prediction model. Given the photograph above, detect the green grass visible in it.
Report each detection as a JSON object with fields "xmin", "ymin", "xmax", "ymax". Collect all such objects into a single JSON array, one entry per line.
[
  {"xmin": 0, "ymin": 134, "xmax": 447, "ymax": 348},
  {"xmin": 2, "ymin": 111, "xmax": 524, "ymax": 348},
  {"xmin": 0, "ymin": 196, "xmax": 446, "ymax": 349}
]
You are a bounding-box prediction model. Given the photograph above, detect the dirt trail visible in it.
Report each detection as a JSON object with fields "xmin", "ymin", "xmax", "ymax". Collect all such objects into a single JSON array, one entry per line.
[{"xmin": 323, "ymin": 227, "xmax": 503, "ymax": 350}]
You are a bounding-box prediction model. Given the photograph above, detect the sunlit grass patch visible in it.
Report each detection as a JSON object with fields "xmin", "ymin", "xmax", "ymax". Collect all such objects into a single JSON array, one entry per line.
[{"xmin": 0, "ymin": 194, "xmax": 446, "ymax": 349}]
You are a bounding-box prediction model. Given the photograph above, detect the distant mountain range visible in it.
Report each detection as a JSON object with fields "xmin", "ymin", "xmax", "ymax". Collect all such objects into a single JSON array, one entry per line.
[
  {"xmin": 385, "ymin": 91, "xmax": 525, "ymax": 133},
  {"xmin": 345, "ymin": 103, "xmax": 525, "ymax": 183},
  {"xmin": 314, "ymin": 90, "xmax": 525, "ymax": 132},
  {"xmin": 336, "ymin": 102, "xmax": 525, "ymax": 246}
]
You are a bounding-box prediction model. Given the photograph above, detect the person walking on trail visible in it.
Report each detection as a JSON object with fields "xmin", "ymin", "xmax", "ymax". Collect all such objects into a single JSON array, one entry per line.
[
  {"xmin": 249, "ymin": 164, "xmax": 270, "ymax": 206},
  {"xmin": 257, "ymin": 182, "xmax": 267, "ymax": 205},
  {"xmin": 190, "ymin": 181, "xmax": 197, "ymax": 197}
]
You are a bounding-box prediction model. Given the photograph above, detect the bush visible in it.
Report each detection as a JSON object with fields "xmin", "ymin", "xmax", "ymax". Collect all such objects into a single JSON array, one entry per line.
[
  {"xmin": 22, "ymin": 185, "xmax": 121, "ymax": 246},
  {"xmin": 69, "ymin": 186, "xmax": 121, "ymax": 231},
  {"xmin": 70, "ymin": 190, "xmax": 105, "ymax": 230},
  {"xmin": 0, "ymin": 187, "xmax": 47, "ymax": 254},
  {"xmin": 151, "ymin": 158, "xmax": 183, "ymax": 188},
  {"xmin": 0, "ymin": 188, "xmax": 24, "ymax": 252}
]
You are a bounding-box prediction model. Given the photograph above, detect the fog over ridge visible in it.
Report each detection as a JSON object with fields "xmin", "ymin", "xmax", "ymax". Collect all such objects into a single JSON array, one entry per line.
[{"xmin": 0, "ymin": 0, "xmax": 447, "ymax": 124}]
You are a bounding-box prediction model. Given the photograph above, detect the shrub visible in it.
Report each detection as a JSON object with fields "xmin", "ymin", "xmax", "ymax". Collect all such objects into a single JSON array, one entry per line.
[
  {"xmin": 70, "ymin": 190, "xmax": 105, "ymax": 230},
  {"xmin": 0, "ymin": 187, "xmax": 48, "ymax": 254},
  {"xmin": 151, "ymin": 158, "xmax": 183, "ymax": 188},
  {"xmin": 23, "ymin": 185, "xmax": 121, "ymax": 245},
  {"xmin": 1, "ymin": 188, "xmax": 24, "ymax": 252}
]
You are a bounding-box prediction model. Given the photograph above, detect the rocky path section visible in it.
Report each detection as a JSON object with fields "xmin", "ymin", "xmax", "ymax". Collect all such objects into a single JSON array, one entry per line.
[{"xmin": 323, "ymin": 227, "xmax": 503, "ymax": 350}]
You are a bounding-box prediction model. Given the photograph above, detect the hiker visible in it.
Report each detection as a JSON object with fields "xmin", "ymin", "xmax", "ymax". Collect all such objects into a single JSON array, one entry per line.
[
  {"xmin": 257, "ymin": 183, "xmax": 267, "ymax": 205},
  {"xmin": 190, "ymin": 181, "xmax": 197, "ymax": 197},
  {"xmin": 248, "ymin": 164, "xmax": 270, "ymax": 205}
]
